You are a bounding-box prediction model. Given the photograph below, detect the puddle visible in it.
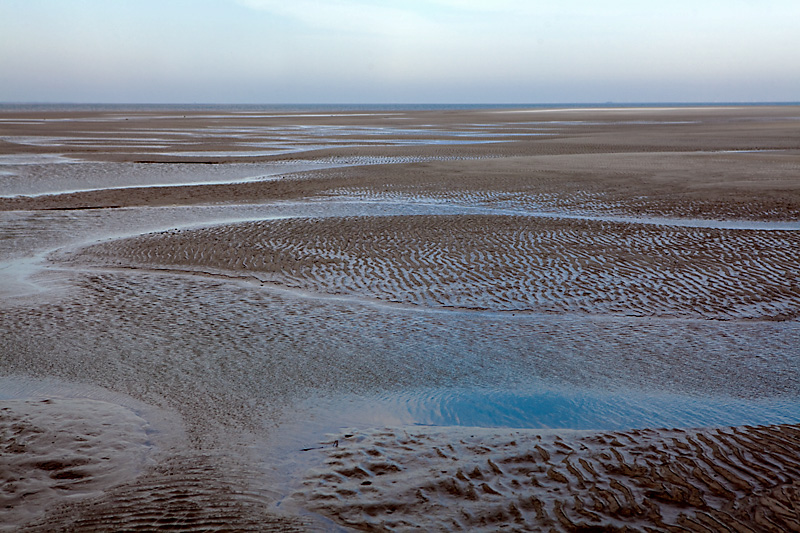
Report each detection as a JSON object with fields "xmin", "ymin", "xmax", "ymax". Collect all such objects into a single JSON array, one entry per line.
[
  {"xmin": 0, "ymin": 161, "xmax": 342, "ymax": 197},
  {"xmin": 0, "ymin": 154, "xmax": 82, "ymax": 165}
]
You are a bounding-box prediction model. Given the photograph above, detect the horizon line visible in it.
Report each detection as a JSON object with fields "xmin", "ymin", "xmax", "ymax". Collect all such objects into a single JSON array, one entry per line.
[{"xmin": 2, "ymin": 101, "xmax": 799, "ymax": 108}]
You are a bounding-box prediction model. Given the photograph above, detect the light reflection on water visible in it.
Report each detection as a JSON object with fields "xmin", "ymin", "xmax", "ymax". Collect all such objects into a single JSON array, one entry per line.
[{"xmin": 323, "ymin": 387, "xmax": 800, "ymax": 431}]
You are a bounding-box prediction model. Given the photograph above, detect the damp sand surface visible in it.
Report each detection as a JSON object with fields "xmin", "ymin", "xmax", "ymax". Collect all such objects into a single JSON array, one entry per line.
[
  {"xmin": 0, "ymin": 396, "xmax": 153, "ymax": 530},
  {"xmin": 65, "ymin": 214, "xmax": 800, "ymax": 320},
  {"xmin": 284, "ymin": 424, "xmax": 800, "ymax": 532},
  {"xmin": 1, "ymin": 106, "xmax": 800, "ymax": 531}
]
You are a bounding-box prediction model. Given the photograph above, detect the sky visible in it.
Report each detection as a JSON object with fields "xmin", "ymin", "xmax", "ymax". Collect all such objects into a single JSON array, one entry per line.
[{"xmin": 1, "ymin": 0, "xmax": 799, "ymax": 104}]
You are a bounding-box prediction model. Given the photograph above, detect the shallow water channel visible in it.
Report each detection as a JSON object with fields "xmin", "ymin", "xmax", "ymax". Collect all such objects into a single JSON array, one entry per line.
[{"xmin": 301, "ymin": 386, "xmax": 800, "ymax": 433}]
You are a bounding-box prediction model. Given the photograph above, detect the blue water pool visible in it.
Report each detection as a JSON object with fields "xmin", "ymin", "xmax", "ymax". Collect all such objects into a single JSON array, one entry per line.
[{"xmin": 325, "ymin": 386, "xmax": 800, "ymax": 431}]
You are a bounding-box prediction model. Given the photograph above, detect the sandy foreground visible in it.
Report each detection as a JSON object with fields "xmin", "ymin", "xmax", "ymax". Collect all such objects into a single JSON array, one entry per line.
[{"xmin": 1, "ymin": 106, "xmax": 800, "ymax": 531}]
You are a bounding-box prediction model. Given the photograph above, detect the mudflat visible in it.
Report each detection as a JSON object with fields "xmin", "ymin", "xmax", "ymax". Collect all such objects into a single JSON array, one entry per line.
[{"xmin": 1, "ymin": 106, "xmax": 799, "ymax": 531}]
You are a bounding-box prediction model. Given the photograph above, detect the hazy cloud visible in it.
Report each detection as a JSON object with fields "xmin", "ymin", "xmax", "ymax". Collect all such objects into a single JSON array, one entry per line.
[
  {"xmin": 1, "ymin": 0, "xmax": 798, "ymax": 103},
  {"xmin": 235, "ymin": 0, "xmax": 441, "ymax": 36}
]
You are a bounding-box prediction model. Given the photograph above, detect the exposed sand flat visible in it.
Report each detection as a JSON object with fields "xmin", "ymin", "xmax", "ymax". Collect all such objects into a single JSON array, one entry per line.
[
  {"xmin": 289, "ymin": 423, "xmax": 800, "ymax": 532},
  {"xmin": 0, "ymin": 398, "xmax": 153, "ymax": 530},
  {"xmin": 1, "ymin": 106, "xmax": 799, "ymax": 531},
  {"xmin": 3, "ymin": 150, "xmax": 799, "ymax": 221},
  {"xmin": 67, "ymin": 215, "xmax": 800, "ymax": 320},
  {"xmin": 319, "ymin": 150, "xmax": 800, "ymax": 221},
  {"xmin": 2, "ymin": 107, "xmax": 800, "ymax": 221}
]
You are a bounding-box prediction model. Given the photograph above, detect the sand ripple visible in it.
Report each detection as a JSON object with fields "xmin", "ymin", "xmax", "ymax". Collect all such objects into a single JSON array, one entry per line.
[
  {"xmin": 290, "ymin": 423, "xmax": 800, "ymax": 531},
  {"xmin": 67, "ymin": 215, "xmax": 800, "ymax": 320},
  {"xmin": 21, "ymin": 454, "xmax": 308, "ymax": 532},
  {"xmin": 0, "ymin": 398, "xmax": 152, "ymax": 530}
]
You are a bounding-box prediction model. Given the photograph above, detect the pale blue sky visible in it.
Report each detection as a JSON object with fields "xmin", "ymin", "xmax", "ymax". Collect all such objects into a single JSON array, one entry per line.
[{"xmin": 1, "ymin": 0, "xmax": 798, "ymax": 103}]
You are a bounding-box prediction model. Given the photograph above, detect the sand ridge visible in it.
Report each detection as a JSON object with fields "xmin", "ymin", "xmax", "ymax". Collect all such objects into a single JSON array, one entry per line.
[{"xmin": 64, "ymin": 215, "xmax": 800, "ymax": 320}]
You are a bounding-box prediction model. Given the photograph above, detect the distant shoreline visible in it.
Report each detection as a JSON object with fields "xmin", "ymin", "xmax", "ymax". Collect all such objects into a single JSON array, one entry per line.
[{"xmin": 2, "ymin": 101, "xmax": 800, "ymax": 113}]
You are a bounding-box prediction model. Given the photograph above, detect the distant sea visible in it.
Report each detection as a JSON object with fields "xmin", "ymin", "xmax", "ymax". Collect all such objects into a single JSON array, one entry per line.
[{"xmin": 1, "ymin": 102, "xmax": 799, "ymax": 112}]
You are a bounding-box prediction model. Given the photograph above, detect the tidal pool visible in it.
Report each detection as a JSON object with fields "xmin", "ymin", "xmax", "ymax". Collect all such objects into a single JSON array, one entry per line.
[
  {"xmin": 367, "ymin": 387, "xmax": 800, "ymax": 430},
  {"xmin": 287, "ymin": 385, "xmax": 800, "ymax": 440}
]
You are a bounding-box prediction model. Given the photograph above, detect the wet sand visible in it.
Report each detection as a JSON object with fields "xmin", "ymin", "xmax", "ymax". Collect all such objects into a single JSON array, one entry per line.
[
  {"xmin": 65, "ymin": 215, "xmax": 800, "ymax": 320},
  {"xmin": 1, "ymin": 397, "xmax": 154, "ymax": 530},
  {"xmin": 1, "ymin": 106, "xmax": 800, "ymax": 530},
  {"xmin": 288, "ymin": 424, "xmax": 800, "ymax": 531}
]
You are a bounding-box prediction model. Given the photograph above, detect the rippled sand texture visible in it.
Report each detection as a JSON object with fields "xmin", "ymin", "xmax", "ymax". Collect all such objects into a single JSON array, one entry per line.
[
  {"xmin": 2, "ymin": 106, "xmax": 800, "ymax": 531},
  {"xmin": 0, "ymin": 398, "xmax": 153, "ymax": 530},
  {"xmin": 69, "ymin": 215, "xmax": 800, "ymax": 319},
  {"xmin": 20, "ymin": 454, "xmax": 310, "ymax": 532},
  {"xmin": 292, "ymin": 424, "xmax": 800, "ymax": 532}
]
